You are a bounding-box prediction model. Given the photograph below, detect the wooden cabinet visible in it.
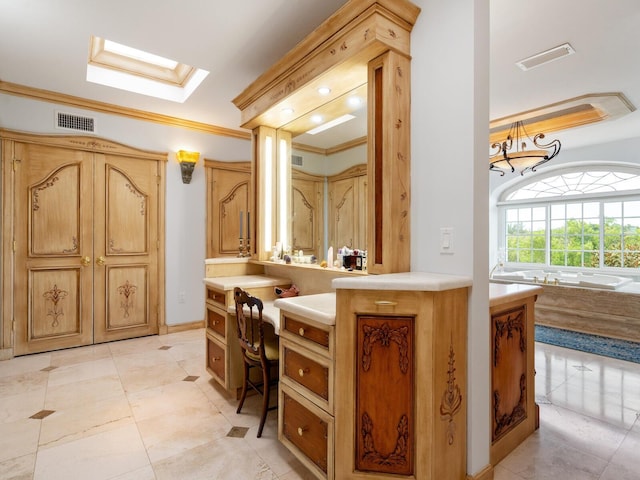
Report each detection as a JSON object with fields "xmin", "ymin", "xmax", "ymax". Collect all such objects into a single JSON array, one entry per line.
[
  {"xmin": 291, "ymin": 168, "xmax": 324, "ymax": 258},
  {"xmin": 205, "ymin": 160, "xmax": 251, "ymax": 258},
  {"xmin": 489, "ymin": 283, "xmax": 542, "ymax": 465},
  {"xmin": 328, "ymin": 164, "xmax": 367, "ymax": 251},
  {"xmin": 203, "ymin": 269, "xmax": 290, "ymax": 395},
  {"xmin": 334, "ymin": 275, "xmax": 470, "ymax": 480},
  {"xmin": 278, "ymin": 305, "xmax": 336, "ymax": 480}
]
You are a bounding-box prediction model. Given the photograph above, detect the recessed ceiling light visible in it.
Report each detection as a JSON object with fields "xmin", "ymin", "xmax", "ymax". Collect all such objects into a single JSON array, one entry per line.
[
  {"xmin": 318, "ymin": 86, "xmax": 331, "ymax": 95},
  {"xmin": 347, "ymin": 96, "xmax": 363, "ymax": 107},
  {"xmin": 310, "ymin": 114, "xmax": 323, "ymax": 124},
  {"xmin": 516, "ymin": 43, "xmax": 575, "ymax": 71},
  {"xmin": 281, "ymin": 107, "xmax": 295, "ymax": 115}
]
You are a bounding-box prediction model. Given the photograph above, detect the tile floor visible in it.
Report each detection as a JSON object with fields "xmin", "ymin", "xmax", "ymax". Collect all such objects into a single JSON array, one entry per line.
[{"xmin": 0, "ymin": 328, "xmax": 638, "ymax": 479}]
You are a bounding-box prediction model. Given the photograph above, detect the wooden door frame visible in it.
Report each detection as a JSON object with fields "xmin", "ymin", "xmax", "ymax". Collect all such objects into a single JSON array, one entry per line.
[{"xmin": 1, "ymin": 129, "xmax": 167, "ymax": 358}]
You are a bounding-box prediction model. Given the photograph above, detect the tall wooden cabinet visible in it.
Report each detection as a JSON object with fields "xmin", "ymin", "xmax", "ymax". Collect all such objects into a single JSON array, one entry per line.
[
  {"xmin": 1, "ymin": 130, "xmax": 166, "ymax": 356},
  {"xmin": 327, "ymin": 164, "xmax": 367, "ymax": 251},
  {"xmin": 205, "ymin": 160, "xmax": 251, "ymax": 258}
]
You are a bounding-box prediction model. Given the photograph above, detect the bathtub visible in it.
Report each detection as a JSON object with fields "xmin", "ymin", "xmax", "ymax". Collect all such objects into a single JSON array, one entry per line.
[{"xmin": 491, "ymin": 269, "xmax": 633, "ymax": 290}]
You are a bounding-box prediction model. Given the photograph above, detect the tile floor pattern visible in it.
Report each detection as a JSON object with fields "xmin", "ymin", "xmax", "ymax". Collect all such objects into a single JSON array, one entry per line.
[{"xmin": 0, "ymin": 328, "xmax": 638, "ymax": 479}]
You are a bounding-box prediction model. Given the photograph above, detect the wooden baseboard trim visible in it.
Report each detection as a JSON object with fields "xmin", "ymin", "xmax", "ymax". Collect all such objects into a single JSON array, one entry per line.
[
  {"xmin": 467, "ymin": 464, "xmax": 494, "ymax": 480},
  {"xmin": 0, "ymin": 348, "xmax": 14, "ymax": 361},
  {"xmin": 163, "ymin": 320, "xmax": 205, "ymax": 334}
]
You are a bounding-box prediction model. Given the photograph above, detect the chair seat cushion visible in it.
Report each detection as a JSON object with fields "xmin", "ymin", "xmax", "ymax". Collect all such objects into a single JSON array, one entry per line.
[{"xmin": 245, "ymin": 326, "xmax": 279, "ymax": 362}]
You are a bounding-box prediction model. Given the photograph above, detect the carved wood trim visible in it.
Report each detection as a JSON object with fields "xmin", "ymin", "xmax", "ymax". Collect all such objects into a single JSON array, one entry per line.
[
  {"xmin": 493, "ymin": 374, "xmax": 527, "ymax": 441},
  {"xmin": 43, "ymin": 284, "xmax": 69, "ymax": 328},
  {"xmin": 440, "ymin": 341, "xmax": 463, "ymax": 445},
  {"xmin": 117, "ymin": 280, "xmax": 138, "ymax": 318},
  {"xmin": 361, "ymin": 322, "xmax": 409, "ymax": 373},
  {"xmin": 493, "ymin": 307, "xmax": 525, "ymax": 366},
  {"xmin": 361, "ymin": 412, "xmax": 409, "ymax": 467}
]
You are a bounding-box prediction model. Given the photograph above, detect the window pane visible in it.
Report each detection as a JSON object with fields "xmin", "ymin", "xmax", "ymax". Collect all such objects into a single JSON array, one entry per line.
[
  {"xmin": 624, "ymin": 201, "xmax": 640, "ymax": 216},
  {"xmin": 583, "ymin": 202, "xmax": 600, "ymax": 218},
  {"xmin": 532, "ymin": 250, "xmax": 545, "ymax": 263},
  {"xmin": 532, "ymin": 207, "xmax": 546, "ymax": 221},
  {"xmin": 551, "ymin": 204, "xmax": 565, "ymax": 219},
  {"xmin": 566, "ymin": 203, "xmax": 582, "ymax": 219},
  {"xmin": 604, "ymin": 202, "xmax": 622, "ymax": 217}
]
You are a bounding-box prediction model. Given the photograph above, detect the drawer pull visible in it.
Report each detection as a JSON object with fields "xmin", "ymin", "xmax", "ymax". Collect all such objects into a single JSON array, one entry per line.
[
  {"xmin": 211, "ymin": 357, "xmax": 221, "ymax": 362},
  {"xmin": 374, "ymin": 300, "xmax": 398, "ymax": 306},
  {"xmin": 298, "ymin": 367, "xmax": 310, "ymax": 377},
  {"xmin": 297, "ymin": 426, "xmax": 308, "ymax": 436},
  {"xmin": 212, "ymin": 320, "xmax": 220, "ymax": 325},
  {"xmin": 298, "ymin": 327, "xmax": 305, "ymax": 336}
]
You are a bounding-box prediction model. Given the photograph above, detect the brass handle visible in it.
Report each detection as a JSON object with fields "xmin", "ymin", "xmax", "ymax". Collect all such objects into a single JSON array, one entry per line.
[
  {"xmin": 96, "ymin": 256, "xmax": 106, "ymax": 266},
  {"xmin": 298, "ymin": 327, "xmax": 305, "ymax": 336},
  {"xmin": 297, "ymin": 426, "xmax": 308, "ymax": 436},
  {"xmin": 298, "ymin": 367, "xmax": 310, "ymax": 377},
  {"xmin": 374, "ymin": 300, "xmax": 398, "ymax": 306},
  {"xmin": 81, "ymin": 256, "xmax": 91, "ymax": 267},
  {"xmin": 212, "ymin": 356, "xmax": 221, "ymax": 362}
]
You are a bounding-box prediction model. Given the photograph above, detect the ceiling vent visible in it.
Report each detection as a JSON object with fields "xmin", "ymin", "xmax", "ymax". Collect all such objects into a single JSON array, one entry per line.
[
  {"xmin": 291, "ymin": 154, "xmax": 303, "ymax": 167},
  {"xmin": 56, "ymin": 111, "xmax": 96, "ymax": 133},
  {"xmin": 516, "ymin": 43, "xmax": 575, "ymax": 71}
]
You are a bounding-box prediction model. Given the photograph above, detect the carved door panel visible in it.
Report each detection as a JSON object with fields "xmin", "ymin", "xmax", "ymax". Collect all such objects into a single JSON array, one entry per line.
[
  {"xmin": 291, "ymin": 177, "xmax": 322, "ymax": 257},
  {"xmin": 356, "ymin": 315, "xmax": 414, "ymax": 476},
  {"xmin": 206, "ymin": 164, "xmax": 250, "ymax": 257},
  {"xmin": 329, "ymin": 177, "xmax": 356, "ymax": 250},
  {"xmin": 12, "ymin": 142, "xmax": 161, "ymax": 354},
  {"xmin": 93, "ymin": 153, "xmax": 160, "ymax": 344},
  {"xmin": 13, "ymin": 142, "xmax": 94, "ymax": 355}
]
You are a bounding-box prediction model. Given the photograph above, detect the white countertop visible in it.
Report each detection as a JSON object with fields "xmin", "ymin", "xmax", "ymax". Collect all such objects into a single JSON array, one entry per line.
[
  {"xmin": 203, "ymin": 274, "xmax": 290, "ymax": 291},
  {"xmin": 332, "ymin": 271, "xmax": 472, "ymax": 291},
  {"xmin": 204, "ymin": 257, "xmax": 251, "ymax": 265},
  {"xmin": 274, "ymin": 293, "xmax": 336, "ymax": 326},
  {"xmin": 489, "ymin": 283, "xmax": 543, "ymax": 307},
  {"xmin": 229, "ymin": 300, "xmax": 282, "ymax": 335}
]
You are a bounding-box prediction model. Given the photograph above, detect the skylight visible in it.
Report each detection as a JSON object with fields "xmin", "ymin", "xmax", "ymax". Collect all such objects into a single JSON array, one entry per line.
[{"xmin": 86, "ymin": 36, "xmax": 208, "ymax": 103}]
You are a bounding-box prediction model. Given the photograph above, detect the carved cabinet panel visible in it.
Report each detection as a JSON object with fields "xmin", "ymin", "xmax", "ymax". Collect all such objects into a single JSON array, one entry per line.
[
  {"xmin": 291, "ymin": 171, "xmax": 323, "ymax": 258},
  {"xmin": 328, "ymin": 167, "xmax": 367, "ymax": 251},
  {"xmin": 356, "ymin": 316, "xmax": 413, "ymax": 476}
]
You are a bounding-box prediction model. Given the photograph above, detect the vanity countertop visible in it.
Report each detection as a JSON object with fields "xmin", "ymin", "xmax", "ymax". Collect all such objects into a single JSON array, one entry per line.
[
  {"xmin": 274, "ymin": 293, "xmax": 336, "ymax": 326},
  {"xmin": 332, "ymin": 271, "xmax": 472, "ymax": 292},
  {"xmin": 489, "ymin": 283, "xmax": 543, "ymax": 307},
  {"xmin": 203, "ymin": 274, "xmax": 290, "ymax": 291}
]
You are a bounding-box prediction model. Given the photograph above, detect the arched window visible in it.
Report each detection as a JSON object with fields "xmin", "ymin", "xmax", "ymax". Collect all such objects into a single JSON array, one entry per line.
[{"xmin": 498, "ymin": 167, "xmax": 640, "ymax": 270}]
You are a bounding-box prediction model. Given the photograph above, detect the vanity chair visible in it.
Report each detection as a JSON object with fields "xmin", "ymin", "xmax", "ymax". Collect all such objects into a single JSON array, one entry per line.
[{"xmin": 233, "ymin": 287, "xmax": 280, "ymax": 437}]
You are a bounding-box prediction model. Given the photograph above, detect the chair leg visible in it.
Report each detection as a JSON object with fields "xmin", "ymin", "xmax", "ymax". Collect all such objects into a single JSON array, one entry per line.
[
  {"xmin": 237, "ymin": 360, "xmax": 249, "ymax": 414},
  {"xmin": 257, "ymin": 364, "xmax": 271, "ymax": 438}
]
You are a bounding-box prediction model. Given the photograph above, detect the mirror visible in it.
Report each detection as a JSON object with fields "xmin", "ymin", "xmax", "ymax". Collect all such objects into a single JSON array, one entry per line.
[{"xmin": 279, "ymin": 84, "xmax": 368, "ymax": 261}]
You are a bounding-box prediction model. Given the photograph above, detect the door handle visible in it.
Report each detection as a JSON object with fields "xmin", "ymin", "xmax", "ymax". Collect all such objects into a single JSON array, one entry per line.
[
  {"xmin": 81, "ymin": 256, "xmax": 91, "ymax": 267},
  {"xmin": 96, "ymin": 256, "xmax": 106, "ymax": 266}
]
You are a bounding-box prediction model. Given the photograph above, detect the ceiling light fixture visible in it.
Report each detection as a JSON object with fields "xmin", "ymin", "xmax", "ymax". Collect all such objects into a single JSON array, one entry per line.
[
  {"xmin": 306, "ymin": 114, "xmax": 355, "ymax": 135},
  {"xmin": 489, "ymin": 121, "xmax": 561, "ymax": 176},
  {"xmin": 318, "ymin": 86, "xmax": 331, "ymax": 95},
  {"xmin": 516, "ymin": 43, "xmax": 575, "ymax": 71}
]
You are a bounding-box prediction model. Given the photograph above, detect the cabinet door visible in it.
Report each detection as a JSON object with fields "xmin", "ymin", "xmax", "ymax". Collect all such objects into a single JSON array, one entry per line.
[
  {"xmin": 328, "ymin": 177, "xmax": 356, "ymax": 250},
  {"xmin": 291, "ymin": 176, "xmax": 323, "ymax": 257},
  {"xmin": 206, "ymin": 163, "xmax": 250, "ymax": 257}
]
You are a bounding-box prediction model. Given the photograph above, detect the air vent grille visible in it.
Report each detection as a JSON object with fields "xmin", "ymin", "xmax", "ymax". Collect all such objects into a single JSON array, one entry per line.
[
  {"xmin": 291, "ymin": 154, "xmax": 303, "ymax": 167},
  {"xmin": 56, "ymin": 111, "xmax": 96, "ymax": 132},
  {"xmin": 516, "ymin": 43, "xmax": 575, "ymax": 71}
]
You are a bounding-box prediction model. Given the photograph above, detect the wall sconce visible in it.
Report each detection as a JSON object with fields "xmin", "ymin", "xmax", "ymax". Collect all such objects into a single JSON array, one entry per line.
[{"xmin": 176, "ymin": 150, "xmax": 200, "ymax": 184}]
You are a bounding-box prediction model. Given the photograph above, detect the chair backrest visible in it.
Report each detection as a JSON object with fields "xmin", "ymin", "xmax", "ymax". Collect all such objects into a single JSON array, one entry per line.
[{"xmin": 233, "ymin": 287, "xmax": 266, "ymax": 360}]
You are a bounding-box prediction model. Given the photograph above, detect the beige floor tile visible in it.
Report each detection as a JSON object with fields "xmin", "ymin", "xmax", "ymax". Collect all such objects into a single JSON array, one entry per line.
[
  {"xmin": 127, "ymin": 380, "xmax": 216, "ymax": 422},
  {"xmin": 44, "ymin": 373, "xmax": 125, "ymax": 410},
  {"xmin": 609, "ymin": 428, "xmax": 640, "ymax": 473},
  {"xmin": 0, "ymin": 353, "xmax": 51, "ymax": 379},
  {"xmin": 0, "ymin": 419, "xmax": 41, "ymax": 463},
  {"xmin": 108, "ymin": 335, "xmax": 164, "ymax": 357},
  {"xmin": 49, "ymin": 343, "xmax": 112, "ymax": 368},
  {"xmin": 152, "ymin": 437, "xmax": 276, "ymax": 480},
  {"xmin": 34, "ymin": 423, "xmax": 149, "ymax": 480},
  {"xmin": 0, "ymin": 387, "xmax": 46, "ymax": 423},
  {"xmin": 38, "ymin": 394, "xmax": 133, "ymax": 449},
  {"xmin": 46, "ymin": 357, "xmax": 119, "ymax": 388},
  {"xmin": 0, "ymin": 453, "xmax": 36, "ymax": 480},
  {"xmin": 0, "ymin": 370, "xmax": 48, "ymax": 397}
]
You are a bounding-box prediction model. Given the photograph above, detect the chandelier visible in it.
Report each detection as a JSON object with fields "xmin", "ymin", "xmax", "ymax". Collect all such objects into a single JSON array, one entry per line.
[{"xmin": 490, "ymin": 121, "xmax": 561, "ymax": 175}]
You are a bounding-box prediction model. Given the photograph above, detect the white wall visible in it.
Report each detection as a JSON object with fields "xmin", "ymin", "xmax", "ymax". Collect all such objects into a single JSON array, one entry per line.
[
  {"xmin": 411, "ymin": 0, "xmax": 491, "ymax": 475},
  {"xmin": 0, "ymin": 92, "xmax": 251, "ymax": 327}
]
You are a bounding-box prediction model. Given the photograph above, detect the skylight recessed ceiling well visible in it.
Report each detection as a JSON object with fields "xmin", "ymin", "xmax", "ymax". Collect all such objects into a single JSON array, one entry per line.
[{"xmin": 86, "ymin": 36, "xmax": 208, "ymax": 103}]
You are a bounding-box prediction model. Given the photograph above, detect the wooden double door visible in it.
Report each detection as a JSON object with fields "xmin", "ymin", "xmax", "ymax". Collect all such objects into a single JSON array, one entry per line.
[{"xmin": 2, "ymin": 132, "xmax": 166, "ymax": 356}]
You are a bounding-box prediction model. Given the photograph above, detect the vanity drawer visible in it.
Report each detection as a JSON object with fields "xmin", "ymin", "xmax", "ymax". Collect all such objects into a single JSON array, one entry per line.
[
  {"xmin": 283, "ymin": 316, "xmax": 330, "ymax": 349},
  {"xmin": 282, "ymin": 390, "xmax": 330, "ymax": 476},
  {"xmin": 206, "ymin": 334, "xmax": 226, "ymax": 383},
  {"xmin": 206, "ymin": 287, "xmax": 227, "ymax": 309},
  {"xmin": 283, "ymin": 346, "xmax": 329, "ymax": 402},
  {"xmin": 206, "ymin": 307, "xmax": 226, "ymax": 338}
]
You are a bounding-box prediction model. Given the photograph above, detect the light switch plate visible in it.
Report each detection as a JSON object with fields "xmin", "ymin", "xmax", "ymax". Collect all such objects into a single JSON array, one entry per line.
[{"xmin": 440, "ymin": 227, "xmax": 454, "ymax": 254}]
